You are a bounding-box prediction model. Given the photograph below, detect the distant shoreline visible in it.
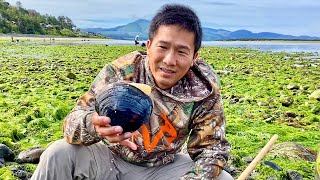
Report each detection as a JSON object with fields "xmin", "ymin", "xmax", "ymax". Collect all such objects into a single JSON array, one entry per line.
[
  {"xmin": 1, "ymin": 34, "xmax": 320, "ymax": 43},
  {"xmin": 0, "ymin": 34, "xmax": 108, "ymax": 42}
]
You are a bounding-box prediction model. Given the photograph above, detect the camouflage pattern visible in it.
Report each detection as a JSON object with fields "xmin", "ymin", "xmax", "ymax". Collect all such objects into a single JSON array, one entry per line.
[{"xmin": 63, "ymin": 51, "xmax": 231, "ymax": 179}]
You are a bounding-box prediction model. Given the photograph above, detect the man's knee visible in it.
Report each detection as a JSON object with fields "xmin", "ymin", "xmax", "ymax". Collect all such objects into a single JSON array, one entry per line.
[
  {"xmin": 40, "ymin": 139, "xmax": 87, "ymax": 162},
  {"xmin": 218, "ymin": 170, "xmax": 234, "ymax": 180}
]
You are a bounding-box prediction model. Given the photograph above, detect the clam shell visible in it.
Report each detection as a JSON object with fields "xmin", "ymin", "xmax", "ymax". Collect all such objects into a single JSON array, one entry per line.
[{"xmin": 95, "ymin": 82, "xmax": 153, "ymax": 132}]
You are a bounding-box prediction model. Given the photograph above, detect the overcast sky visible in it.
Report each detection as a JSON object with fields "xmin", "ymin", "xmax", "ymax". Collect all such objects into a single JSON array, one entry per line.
[{"xmin": 5, "ymin": 0, "xmax": 320, "ymax": 36}]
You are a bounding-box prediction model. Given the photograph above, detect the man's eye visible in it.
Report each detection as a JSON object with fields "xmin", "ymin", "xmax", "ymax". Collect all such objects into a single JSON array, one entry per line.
[
  {"xmin": 158, "ymin": 46, "xmax": 167, "ymax": 49},
  {"xmin": 178, "ymin": 51, "xmax": 188, "ymax": 55}
]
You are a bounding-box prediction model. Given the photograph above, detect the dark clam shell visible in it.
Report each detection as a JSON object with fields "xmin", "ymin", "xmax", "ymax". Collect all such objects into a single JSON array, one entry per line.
[{"xmin": 95, "ymin": 83, "xmax": 153, "ymax": 132}]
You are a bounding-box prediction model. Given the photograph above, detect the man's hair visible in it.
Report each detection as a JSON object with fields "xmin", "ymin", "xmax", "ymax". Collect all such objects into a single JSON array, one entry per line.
[{"xmin": 148, "ymin": 4, "xmax": 202, "ymax": 54}]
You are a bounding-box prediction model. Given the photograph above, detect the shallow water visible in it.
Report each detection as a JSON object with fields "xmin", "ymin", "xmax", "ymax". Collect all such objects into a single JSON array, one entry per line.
[{"xmin": 73, "ymin": 39, "xmax": 320, "ymax": 53}]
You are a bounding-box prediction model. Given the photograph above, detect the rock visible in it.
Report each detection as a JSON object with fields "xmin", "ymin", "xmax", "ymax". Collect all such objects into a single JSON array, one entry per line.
[
  {"xmin": 0, "ymin": 158, "xmax": 4, "ymax": 164},
  {"xmin": 67, "ymin": 72, "xmax": 76, "ymax": 79},
  {"xmin": 309, "ymin": 89, "xmax": 320, "ymax": 101},
  {"xmin": 269, "ymin": 142, "xmax": 316, "ymax": 162},
  {"xmin": 280, "ymin": 95, "xmax": 293, "ymax": 107},
  {"xmin": 285, "ymin": 111, "xmax": 297, "ymax": 118},
  {"xmin": 264, "ymin": 160, "xmax": 282, "ymax": 171},
  {"xmin": 266, "ymin": 177, "xmax": 276, "ymax": 180},
  {"xmin": 287, "ymin": 171, "xmax": 302, "ymax": 180},
  {"xmin": 13, "ymin": 170, "xmax": 27, "ymax": 179},
  {"xmin": 0, "ymin": 144, "xmax": 15, "ymax": 161},
  {"xmin": 257, "ymin": 101, "xmax": 268, "ymax": 106},
  {"xmin": 242, "ymin": 156, "xmax": 253, "ymax": 163},
  {"xmin": 265, "ymin": 117, "xmax": 274, "ymax": 123},
  {"xmin": 16, "ymin": 146, "xmax": 46, "ymax": 164},
  {"xmin": 223, "ymin": 165, "xmax": 240, "ymax": 177},
  {"xmin": 0, "ymin": 162, "xmax": 4, "ymax": 168},
  {"xmin": 11, "ymin": 165, "xmax": 30, "ymax": 180},
  {"xmin": 287, "ymin": 85, "xmax": 299, "ymax": 90}
]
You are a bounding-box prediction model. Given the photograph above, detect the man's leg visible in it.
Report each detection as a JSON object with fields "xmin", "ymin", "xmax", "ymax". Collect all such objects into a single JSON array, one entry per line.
[
  {"xmin": 31, "ymin": 139, "xmax": 119, "ymax": 180},
  {"xmin": 116, "ymin": 153, "xmax": 233, "ymax": 180}
]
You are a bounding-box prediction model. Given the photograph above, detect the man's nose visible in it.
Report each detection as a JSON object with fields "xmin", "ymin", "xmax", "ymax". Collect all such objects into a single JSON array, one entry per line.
[{"xmin": 162, "ymin": 51, "xmax": 176, "ymax": 66}]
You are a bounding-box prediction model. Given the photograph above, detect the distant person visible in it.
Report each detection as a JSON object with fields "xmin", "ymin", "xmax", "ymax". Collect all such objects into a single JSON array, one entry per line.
[
  {"xmin": 135, "ymin": 34, "xmax": 139, "ymax": 45},
  {"xmin": 31, "ymin": 4, "xmax": 232, "ymax": 180}
]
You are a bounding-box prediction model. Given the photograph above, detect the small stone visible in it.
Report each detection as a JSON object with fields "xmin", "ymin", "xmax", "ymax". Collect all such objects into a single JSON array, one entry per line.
[
  {"xmin": 287, "ymin": 171, "xmax": 302, "ymax": 180},
  {"xmin": 309, "ymin": 89, "xmax": 320, "ymax": 101},
  {"xmin": 14, "ymin": 170, "xmax": 27, "ymax": 179},
  {"xmin": 265, "ymin": 117, "xmax": 274, "ymax": 123},
  {"xmin": 67, "ymin": 72, "xmax": 76, "ymax": 79},
  {"xmin": 280, "ymin": 95, "xmax": 293, "ymax": 107},
  {"xmin": 285, "ymin": 111, "xmax": 297, "ymax": 118},
  {"xmin": 287, "ymin": 85, "xmax": 299, "ymax": 90},
  {"xmin": 242, "ymin": 156, "xmax": 253, "ymax": 163}
]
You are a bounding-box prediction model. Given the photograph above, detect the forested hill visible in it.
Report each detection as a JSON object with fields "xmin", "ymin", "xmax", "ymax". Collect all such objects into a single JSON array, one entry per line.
[{"xmin": 0, "ymin": 0, "xmax": 96, "ymax": 37}]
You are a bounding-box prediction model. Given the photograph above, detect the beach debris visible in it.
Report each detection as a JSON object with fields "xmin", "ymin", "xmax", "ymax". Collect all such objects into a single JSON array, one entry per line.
[{"xmin": 264, "ymin": 160, "xmax": 282, "ymax": 171}]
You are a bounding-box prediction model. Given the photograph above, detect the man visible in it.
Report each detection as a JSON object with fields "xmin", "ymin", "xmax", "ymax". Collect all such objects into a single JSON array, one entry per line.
[{"xmin": 31, "ymin": 4, "xmax": 232, "ymax": 180}]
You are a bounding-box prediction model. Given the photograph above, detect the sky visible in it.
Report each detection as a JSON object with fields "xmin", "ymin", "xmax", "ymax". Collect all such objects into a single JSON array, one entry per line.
[{"xmin": 5, "ymin": 0, "xmax": 320, "ymax": 37}]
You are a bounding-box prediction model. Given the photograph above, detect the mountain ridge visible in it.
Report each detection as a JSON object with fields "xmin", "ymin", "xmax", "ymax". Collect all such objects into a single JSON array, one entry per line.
[{"xmin": 81, "ymin": 19, "xmax": 320, "ymax": 41}]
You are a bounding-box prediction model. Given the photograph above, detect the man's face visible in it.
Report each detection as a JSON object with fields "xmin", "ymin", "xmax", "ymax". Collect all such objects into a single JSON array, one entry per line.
[{"xmin": 147, "ymin": 25, "xmax": 198, "ymax": 90}]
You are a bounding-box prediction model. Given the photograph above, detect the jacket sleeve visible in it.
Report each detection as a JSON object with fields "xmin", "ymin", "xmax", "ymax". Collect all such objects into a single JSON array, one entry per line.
[
  {"xmin": 63, "ymin": 63, "xmax": 119, "ymax": 145},
  {"xmin": 181, "ymin": 81, "xmax": 231, "ymax": 179}
]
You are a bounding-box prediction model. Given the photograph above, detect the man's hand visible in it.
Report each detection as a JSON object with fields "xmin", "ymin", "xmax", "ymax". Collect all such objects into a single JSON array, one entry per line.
[{"xmin": 92, "ymin": 112, "xmax": 137, "ymax": 150}]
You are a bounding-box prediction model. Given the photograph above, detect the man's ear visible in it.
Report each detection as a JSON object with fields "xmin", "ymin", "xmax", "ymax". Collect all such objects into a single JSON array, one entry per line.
[
  {"xmin": 191, "ymin": 52, "xmax": 198, "ymax": 67},
  {"xmin": 193, "ymin": 52, "xmax": 198, "ymax": 60},
  {"xmin": 146, "ymin": 40, "xmax": 152, "ymax": 54}
]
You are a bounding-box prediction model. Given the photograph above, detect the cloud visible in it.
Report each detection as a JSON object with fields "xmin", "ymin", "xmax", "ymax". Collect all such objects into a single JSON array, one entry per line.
[
  {"xmin": 4, "ymin": 0, "xmax": 320, "ymax": 36},
  {"xmin": 199, "ymin": 0, "xmax": 236, "ymax": 6}
]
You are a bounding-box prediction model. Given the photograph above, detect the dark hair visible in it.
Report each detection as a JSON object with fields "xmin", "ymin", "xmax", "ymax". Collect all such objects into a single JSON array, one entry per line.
[{"xmin": 148, "ymin": 4, "xmax": 202, "ymax": 54}]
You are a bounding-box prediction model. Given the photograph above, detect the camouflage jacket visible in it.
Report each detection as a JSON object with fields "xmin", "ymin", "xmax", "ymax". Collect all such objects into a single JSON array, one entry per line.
[{"xmin": 63, "ymin": 51, "xmax": 231, "ymax": 179}]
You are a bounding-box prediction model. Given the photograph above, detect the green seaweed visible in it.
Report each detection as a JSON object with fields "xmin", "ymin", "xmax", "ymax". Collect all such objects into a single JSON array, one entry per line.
[{"xmin": 0, "ymin": 44, "xmax": 319, "ymax": 179}]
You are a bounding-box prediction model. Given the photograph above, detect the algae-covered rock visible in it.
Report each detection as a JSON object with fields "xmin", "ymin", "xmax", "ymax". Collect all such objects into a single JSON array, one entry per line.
[
  {"xmin": 280, "ymin": 95, "xmax": 294, "ymax": 107},
  {"xmin": 309, "ymin": 89, "xmax": 320, "ymax": 101},
  {"xmin": 269, "ymin": 142, "xmax": 316, "ymax": 162},
  {"xmin": 67, "ymin": 72, "xmax": 76, "ymax": 79}
]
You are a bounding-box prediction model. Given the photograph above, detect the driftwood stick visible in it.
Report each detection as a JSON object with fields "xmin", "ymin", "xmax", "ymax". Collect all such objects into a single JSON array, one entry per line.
[{"xmin": 237, "ymin": 134, "xmax": 279, "ymax": 180}]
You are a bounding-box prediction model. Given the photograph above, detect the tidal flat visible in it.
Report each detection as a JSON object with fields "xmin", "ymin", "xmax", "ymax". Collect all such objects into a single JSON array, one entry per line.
[{"xmin": 0, "ymin": 44, "xmax": 319, "ymax": 179}]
